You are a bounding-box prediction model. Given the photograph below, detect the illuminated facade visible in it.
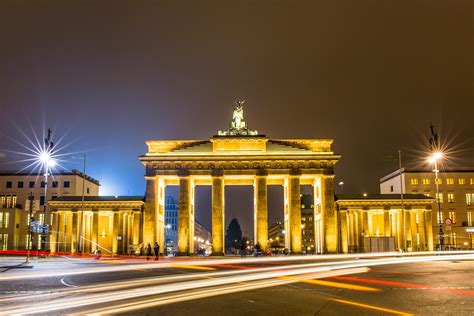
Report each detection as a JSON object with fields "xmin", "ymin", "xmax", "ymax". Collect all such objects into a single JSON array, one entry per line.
[
  {"xmin": 381, "ymin": 168, "xmax": 474, "ymax": 249},
  {"xmin": 0, "ymin": 170, "xmax": 99, "ymax": 251},
  {"xmin": 139, "ymin": 105, "xmax": 340, "ymax": 255}
]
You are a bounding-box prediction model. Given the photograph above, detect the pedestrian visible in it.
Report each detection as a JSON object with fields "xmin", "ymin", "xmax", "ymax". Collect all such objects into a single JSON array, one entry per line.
[
  {"xmin": 128, "ymin": 244, "xmax": 134, "ymax": 257},
  {"xmin": 240, "ymin": 239, "xmax": 246, "ymax": 258},
  {"xmin": 154, "ymin": 242, "xmax": 160, "ymax": 261},
  {"xmin": 145, "ymin": 243, "xmax": 152, "ymax": 260},
  {"xmin": 94, "ymin": 248, "xmax": 102, "ymax": 260}
]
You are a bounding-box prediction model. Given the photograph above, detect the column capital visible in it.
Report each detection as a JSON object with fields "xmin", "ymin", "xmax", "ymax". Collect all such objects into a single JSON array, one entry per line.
[
  {"xmin": 256, "ymin": 168, "xmax": 268, "ymax": 176},
  {"xmin": 211, "ymin": 169, "xmax": 224, "ymax": 177},
  {"xmin": 289, "ymin": 168, "xmax": 302, "ymax": 176},
  {"xmin": 177, "ymin": 170, "xmax": 190, "ymax": 177}
]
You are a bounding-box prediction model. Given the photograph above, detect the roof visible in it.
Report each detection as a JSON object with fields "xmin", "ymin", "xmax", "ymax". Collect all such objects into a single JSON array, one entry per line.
[
  {"xmin": 380, "ymin": 167, "xmax": 474, "ymax": 183},
  {"xmin": 0, "ymin": 169, "xmax": 100, "ymax": 185},
  {"xmin": 50, "ymin": 196, "xmax": 144, "ymax": 202},
  {"xmin": 335, "ymin": 194, "xmax": 434, "ymax": 201}
]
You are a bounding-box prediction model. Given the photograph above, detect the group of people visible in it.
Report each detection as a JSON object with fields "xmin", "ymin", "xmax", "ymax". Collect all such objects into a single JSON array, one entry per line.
[{"xmin": 128, "ymin": 242, "xmax": 161, "ymax": 260}]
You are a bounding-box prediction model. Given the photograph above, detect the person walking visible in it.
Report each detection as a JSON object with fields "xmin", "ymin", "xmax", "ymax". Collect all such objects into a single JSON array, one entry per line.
[
  {"xmin": 154, "ymin": 242, "xmax": 160, "ymax": 261},
  {"xmin": 145, "ymin": 243, "xmax": 152, "ymax": 260}
]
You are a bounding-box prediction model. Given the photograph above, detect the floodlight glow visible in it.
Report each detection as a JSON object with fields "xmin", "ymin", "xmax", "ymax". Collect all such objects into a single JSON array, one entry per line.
[
  {"xmin": 39, "ymin": 151, "xmax": 51, "ymax": 163},
  {"xmin": 433, "ymin": 151, "xmax": 443, "ymax": 160}
]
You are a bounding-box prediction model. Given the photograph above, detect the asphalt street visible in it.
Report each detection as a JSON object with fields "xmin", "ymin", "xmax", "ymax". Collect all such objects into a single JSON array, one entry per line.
[{"xmin": 0, "ymin": 253, "xmax": 472, "ymax": 315}]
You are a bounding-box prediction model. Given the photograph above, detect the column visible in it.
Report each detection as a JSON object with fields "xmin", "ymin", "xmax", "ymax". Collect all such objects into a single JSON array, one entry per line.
[
  {"xmin": 396, "ymin": 210, "xmax": 403, "ymax": 250},
  {"xmin": 50, "ymin": 212, "xmax": 59, "ymax": 253},
  {"xmin": 418, "ymin": 211, "xmax": 426, "ymax": 251},
  {"xmin": 321, "ymin": 175, "xmax": 337, "ymax": 253},
  {"xmin": 112, "ymin": 211, "xmax": 120, "ymax": 254},
  {"xmin": 133, "ymin": 211, "xmax": 140, "ymax": 246},
  {"xmin": 178, "ymin": 173, "xmax": 192, "ymax": 255},
  {"xmin": 92, "ymin": 210, "xmax": 99, "ymax": 253},
  {"xmin": 254, "ymin": 174, "xmax": 268, "ymax": 250},
  {"xmin": 156, "ymin": 178, "xmax": 166, "ymax": 252},
  {"xmin": 288, "ymin": 175, "xmax": 301, "ymax": 253},
  {"xmin": 384, "ymin": 209, "xmax": 391, "ymax": 236},
  {"xmin": 71, "ymin": 212, "xmax": 78, "ymax": 253},
  {"xmin": 211, "ymin": 172, "xmax": 225, "ymax": 255},
  {"xmin": 122, "ymin": 213, "xmax": 128, "ymax": 254},
  {"xmin": 405, "ymin": 210, "xmax": 412, "ymax": 251},
  {"xmin": 340, "ymin": 211, "xmax": 348, "ymax": 253},
  {"xmin": 143, "ymin": 178, "xmax": 156, "ymax": 247},
  {"xmin": 283, "ymin": 179, "xmax": 290, "ymax": 250},
  {"xmin": 424, "ymin": 210, "xmax": 434, "ymax": 251}
]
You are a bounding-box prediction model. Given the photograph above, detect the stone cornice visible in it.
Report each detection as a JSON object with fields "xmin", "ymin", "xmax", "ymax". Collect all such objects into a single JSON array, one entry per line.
[{"xmin": 49, "ymin": 201, "xmax": 145, "ymax": 209}]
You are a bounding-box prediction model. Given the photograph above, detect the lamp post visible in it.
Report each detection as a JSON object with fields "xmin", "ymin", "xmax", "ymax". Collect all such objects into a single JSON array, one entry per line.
[
  {"xmin": 338, "ymin": 181, "xmax": 344, "ymax": 194},
  {"xmin": 428, "ymin": 151, "xmax": 444, "ymax": 251}
]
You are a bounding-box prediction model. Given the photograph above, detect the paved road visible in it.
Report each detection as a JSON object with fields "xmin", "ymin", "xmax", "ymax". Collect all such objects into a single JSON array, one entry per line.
[{"xmin": 0, "ymin": 252, "xmax": 473, "ymax": 315}]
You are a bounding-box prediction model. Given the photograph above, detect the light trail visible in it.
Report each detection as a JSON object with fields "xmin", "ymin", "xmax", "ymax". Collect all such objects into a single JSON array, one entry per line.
[
  {"xmin": 2, "ymin": 254, "xmax": 472, "ymax": 314},
  {"xmin": 1, "ymin": 251, "xmax": 472, "ymax": 281},
  {"xmin": 85, "ymin": 269, "xmax": 368, "ymax": 315},
  {"xmin": 331, "ymin": 298, "xmax": 414, "ymax": 316}
]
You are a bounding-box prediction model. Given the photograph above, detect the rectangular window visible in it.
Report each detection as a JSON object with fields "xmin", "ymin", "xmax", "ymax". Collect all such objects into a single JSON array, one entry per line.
[
  {"xmin": 29, "ymin": 181, "xmax": 35, "ymax": 188},
  {"xmin": 459, "ymin": 178, "xmax": 466, "ymax": 185},
  {"xmin": 0, "ymin": 196, "xmax": 4, "ymax": 208},
  {"xmin": 0, "ymin": 234, "xmax": 7, "ymax": 250},
  {"xmin": 448, "ymin": 211, "xmax": 456, "ymax": 223},
  {"xmin": 447, "ymin": 193, "xmax": 455, "ymax": 203},
  {"xmin": 468, "ymin": 212, "xmax": 473, "ymax": 226},
  {"xmin": 40, "ymin": 196, "xmax": 45, "ymax": 206},
  {"xmin": 4, "ymin": 212, "xmax": 9, "ymax": 228},
  {"xmin": 0, "ymin": 213, "xmax": 3, "ymax": 228},
  {"xmin": 41, "ymin": 181, "xmax": 45, "ymax": 188},
  {"xmin": 436, "ymin": 193, "xmax": 443, "ymax": 203},
  {"xmin": 437, "ymin": 211, "xmax": 444, "ymax": 224},
  {"xmin": 64, "ymin": 181, "xmax": 70, "ymax": 188},
  {"xmin": 467, "ymin": 193, "xmax": 474, "ymax": 206},
  {"xmin": 6, "ymin": 196, "xmax": 12, "ymax": 208},
  {"xmin": 423, "ymin": 179, "xmax": 430, "ymax": 185},
  {"xmin": 424, "ymin": 193, "xmax": 431, "ymax": 197},
  {"xmin": 446, "ymin": 178, "xmax": 454, "ymax": 185},
  {"xmin": 52, "ymin": 181, "xmax": 58, "ymax": 188},
  {"xmin": 38, "ymin": 213, "xmax": 44, "ymax": 225},
  {"xmin": 471, "ymin": 178, "xmax": 474, "ymax": 185},
  {"xmin": 6, "ymin": 181, "xmax": 12, "ymax": 188},
  {"xmin": 436, "ymin": 178, "xmax": 442, "ymax": 185},
  {"xmin": 87, "ymin": 188, "xmax": 90, "ymax": 194},
  {"xmin": 17, "ymin": 181, "xmax": 24, "ymax": 188},
  {"xmin": 410, "ymin": 179, "xmax": 419, "ymax": 185}
]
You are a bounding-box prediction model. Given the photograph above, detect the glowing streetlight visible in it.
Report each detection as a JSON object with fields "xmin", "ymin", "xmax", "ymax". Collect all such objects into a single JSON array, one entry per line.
[{"xmin": 428, "ymin": 150, "xmax": 444, "ymax": 250}]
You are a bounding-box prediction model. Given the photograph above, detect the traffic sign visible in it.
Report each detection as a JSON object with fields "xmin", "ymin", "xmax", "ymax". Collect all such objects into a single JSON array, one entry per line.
[{"xmin": 444, "ymin": 218, "xmax": 453, "ymax": 226}]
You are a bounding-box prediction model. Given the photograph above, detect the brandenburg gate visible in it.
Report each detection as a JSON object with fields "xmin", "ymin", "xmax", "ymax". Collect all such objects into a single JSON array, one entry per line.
[{"xmin": 139, "ymin": 102, "xmax": 341, "ymax": 255}]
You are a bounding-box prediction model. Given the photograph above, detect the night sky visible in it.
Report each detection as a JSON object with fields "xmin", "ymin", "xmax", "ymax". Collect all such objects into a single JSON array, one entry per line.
[{"xmin": 1, "ymin": 1, "xmax": 472, "ymax": 234}]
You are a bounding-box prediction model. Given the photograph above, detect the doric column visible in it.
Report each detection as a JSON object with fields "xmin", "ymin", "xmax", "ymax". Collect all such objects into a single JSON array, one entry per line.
[
  {"xmin": 321, "ymin": 175, "xmax": 337, "ymax": 253},
  {"xmin": 156, "ymin": 178, "xmax": 166, "ymax": 252},
  {"xmin": 418, "ymin": 211, "xmax": 426, "ymax": 251},
  {"xmin": 178, "ymin": 172, "xmax": 192, "ymax": 255},
  {"xmin": 405, "ymin": 210, "xmax": 412, "ymax": 251},
  {"xmin": 143, "ymin": 178, "xmax": 156, "ymax": 247},
  {"xmin": 211, "ymin": 171, "xmax": 225, "ymax": 255},
  {"xmin": 288, "ymin": 174, "xmax": 301, "ymax": 253},
  {"xmin": 384, "ymin": 209, "xmax": 391, "ymax": 237},
  {"xmin": 50, "ymin": 212, "xmax": 59, "ymax": 253},
  {"xmin": 92, "ymin": 210, "xmax": 99, "ymax": 253},
  {"xmin": 340, "ymin": 211, "xmax": 348, "ymax": 253},
  {"xmin": 133, "ymin": 211, "xmax": 140, "ymax": 246},
  {"xmin": 112, "ymin": 210, "xmax": 120, "ymax": 254},
  {"xmin": 254, "ymin": 172, "xmax": 268, "ymax": 250},
  {"xmin": 424, "ymin": 210, "xmax": 434, "ymax": 251},
  {"xmin": 71, "ymin": 212, "xmax": 78, "ymax": 253}
]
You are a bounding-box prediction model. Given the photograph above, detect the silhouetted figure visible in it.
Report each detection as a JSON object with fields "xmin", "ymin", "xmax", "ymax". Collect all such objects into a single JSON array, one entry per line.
[
  {"xmin": 154, "ymin": 242, "xmax": 160, "ymax": 261},
  {"xmin": 145, "ymin": 243, "xmax": 152, "ymax": 260}
]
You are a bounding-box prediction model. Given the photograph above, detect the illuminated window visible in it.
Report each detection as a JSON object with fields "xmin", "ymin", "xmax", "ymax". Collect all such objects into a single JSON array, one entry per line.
[
  {"xmin": 410, "ymin": 179, "xmax": 419, "ymax": 185},
  {"xmin": 447, "ymin": 193, "xmax": 455, "ymax": 203},
  {"xmin": 0, "ymin": 234, "xmax": 7, "ymax": 250},
  {"xmin": 468, "ymin": 212, "xmax": 473, "ymax": 226},
  {"xmin": 0, "ymin": 213, "xmax": 3, "ymax": 228},
  {"xmin": 436, "ymin": 193, "xmax": 443, "ymax": 203},
  {"xmin": 4, "ymin": 213, "xmax": 8, "ymax": 228},
  {"xmin": 415, "ymin": 213, "xmax": 419, "ymax": 224},
  {"xmin": 422, "ymin": 179, "xmax": 430, "ymax": 185},
  {"xmin": 6, "ymin": 196, "xmax": 12, "ymax": 208},
  {"xmin": 471, "ymin": 178, "xmax": 474, "ymax": 185},
  {"xmin": 12, "ymin": 196, "xmax": 16, "ymax": 207},
  {"xmin": 448, "ymin": 211, "xmax": 456, "ymax": 223},
  {"xmin": 38, "ymin": 213, "xmax": 44, "ymax": 225},
  {"xmin": 435, "ymin": 178, "xmax": 442, "ymax": 185},
  {"xmin": 467, "ymin": 193, "xmax": 474, "ymax": 206},
  {"xmin": 459, "ymin": 178, "xmax": 465, "ymax": 185},
  {"xmin": 424, "ymin": 193, "xmax": 431, "ymax": 197},
  {"xmin": 437, "ymin": 211, "xmax": 444, "ymax": 224},
  {"xmin": 446, "ymin": 178, "xmax": 454, "ymax": 185},
  {"xmin": 0, "ymin": 196, "xmax": 4, "ymax": 208}
]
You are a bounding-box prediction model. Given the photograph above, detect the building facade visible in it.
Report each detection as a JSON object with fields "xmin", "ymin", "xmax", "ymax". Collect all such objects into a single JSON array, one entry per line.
[
  {"xmin": 301, "ymin": 194, "xmax": 315, "ymax": 253},
  {"xmin": 380, "ymin": 168, "xmax": 474, "ymax": 249},
  {"xmin": 0, "ymin": 170, "xmax": 99, "ymax": 250}
]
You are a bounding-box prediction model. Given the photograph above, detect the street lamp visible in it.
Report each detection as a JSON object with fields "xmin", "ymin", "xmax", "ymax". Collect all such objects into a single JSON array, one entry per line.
[
  {"xmin": 338, "ymin": 181, "xmax": 344, "ymax": 194},
  {"xmin": 39, "ymin": 149, "xmax": 55, "ymax": 252},
  {"xmin": 428, "ymin": 151, "xmax": 444, "ymax": 250}
]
